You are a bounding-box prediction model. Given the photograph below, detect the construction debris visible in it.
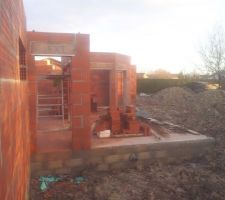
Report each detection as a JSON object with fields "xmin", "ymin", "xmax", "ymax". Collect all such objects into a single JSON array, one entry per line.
[
  {"xmin": 94, "ymin": 106, "xmax": 152, "ymax": 137},
  {"xmin": 97, "ymin": 130, "xmax": 111, "ymax": 138},
  {"xmin": 30, "ymin": 87, "xmax": 225, "ymax": 200}
]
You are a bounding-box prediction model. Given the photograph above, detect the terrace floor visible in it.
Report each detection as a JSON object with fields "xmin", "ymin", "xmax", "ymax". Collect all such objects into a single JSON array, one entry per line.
[
  {"xmin": 36, "ymin": 129, "xmax": 211, "ymax": 153},
  {"xmin": 36, "ymin": 115, "xmax": 212, "ymax": 153}
]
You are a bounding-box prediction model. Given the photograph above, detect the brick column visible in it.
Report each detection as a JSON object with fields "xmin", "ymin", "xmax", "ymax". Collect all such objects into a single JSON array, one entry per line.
[
  {"xmin": 123, "ymin": 70, "xmax": 129, "ymax": 106},
  {"xmin": 109, "ymin": 67, "xmax": 117, "ymax": 109},
  {"xmin": 27, "ymin": 54, "xmax": 37, "ymax": 153},
  {"xmin": 130, "ymin": 65, "xmax": 137, "ymax": 106},
  {"xmin": 71, "ymin": 34, "xmax": 91, "ymax": 150}
]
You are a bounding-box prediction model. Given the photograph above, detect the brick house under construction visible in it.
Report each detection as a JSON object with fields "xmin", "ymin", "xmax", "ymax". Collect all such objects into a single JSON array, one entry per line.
[
  {"xmin": 28, "ymin": 31, "xmax": 140, "ymax": 152},
  {"xmin": 0, "ymin": 0, "xmax": 140, "ymax": 198},
  {"xmin": 0, "ymin": 0, "xmax": 215, "ymax": 199}
]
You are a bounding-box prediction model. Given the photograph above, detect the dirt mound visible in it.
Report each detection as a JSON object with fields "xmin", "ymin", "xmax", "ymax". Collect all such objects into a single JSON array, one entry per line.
[
  {"xmin": 137, "ymin": 87, "xmax": 225, "ymax": 134},
  {"xmin": 184, "ymin": 81, "xmax": 208, "ymax": 93}
]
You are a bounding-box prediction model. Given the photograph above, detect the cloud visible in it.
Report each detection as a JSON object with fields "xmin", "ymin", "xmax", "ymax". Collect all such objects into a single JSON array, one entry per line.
[{"xmin": 23, "ymin": 0, "xmax": 225, "ymax": 73}]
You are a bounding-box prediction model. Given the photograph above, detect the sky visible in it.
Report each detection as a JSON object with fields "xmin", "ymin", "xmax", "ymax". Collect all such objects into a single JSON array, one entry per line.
[{"xmin": 23, "ymin": 0, "xmax": 225, "ymax": 73}]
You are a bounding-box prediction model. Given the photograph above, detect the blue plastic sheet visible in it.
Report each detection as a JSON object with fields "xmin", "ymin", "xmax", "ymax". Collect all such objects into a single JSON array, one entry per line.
[
  {"xmin": 74, "ymin": 176, "xmax": 85, "ymax": 184},
  {"xmin": 39, "ymin": 176, "xmax": 61, "ymax": 192}
]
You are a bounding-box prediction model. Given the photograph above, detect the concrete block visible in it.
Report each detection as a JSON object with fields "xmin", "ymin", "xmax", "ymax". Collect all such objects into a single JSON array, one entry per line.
[
  {"xmin": 123, "ymin": 153, "xmax": 132, "ymax": 161},
  {"xmin": 105, "ymin": 154, "xmax": 123, "ymax": 163},
  {"xmin": 138, "ymin": 152, "xmax": 150, "ymax": 160},
  {"xmin": 161, "ymin": 156, "xmax": 177, "ymax": 164},
  {"xmin": 48, "ymin": 160, "xmax": 63, "ymax": 169},
  {"xmin": 55, "ymin": 168, "xmax": 71, "ymax": 175},
  {"xmin": 122, "ymin": 152, "xmax": 139, "ymax": 162},
  {"xmin": 33, "ymin": 170, "xmax": 52, "ymax": 177},
  {"xmin": 31, "ymin": 162, "xmax": 43, "ymax": 172},
  {"xmin": 65, "ymin": 158, "xmax": 83, "ymax": 167},
  {"xmin": 86, "ymin": 157, "xmax": 103, "ymax": 166},
  {"xmin": 47, "ymin": 152, "xmax": 72, "ymax": 161},
  {"xmin": 110, "ymin": 162, "xmax": 127, "ymax": 170},
  {"xmin": 155, "ymin": 150, "xmax": 167, "ymax": 158}
]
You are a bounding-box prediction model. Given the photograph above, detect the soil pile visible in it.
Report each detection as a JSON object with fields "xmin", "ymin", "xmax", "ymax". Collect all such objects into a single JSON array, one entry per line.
[{"xmin": 137, "ymin": 87, "xmax": 225, "ymax": 135}]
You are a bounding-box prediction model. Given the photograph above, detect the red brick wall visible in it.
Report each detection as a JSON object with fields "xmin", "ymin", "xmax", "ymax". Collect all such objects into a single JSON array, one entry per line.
[
  {"xmin": 128, "ymin": 65, "xmax": 137, "ymax": 105},
  {"xmin": 27, "ymin": 32, "xmax": 75, "ymax": 46},
  {"xmin": 117, "ymin": 71, "xmax": 124, "ymax": 106},
  {"xmin": 36, "ymin": 61, "xmax": 62, "ymax": 75},
  {"xmin": 27, "ymin": 32, "xmax": 92, "ymax": 150},
  {"xmin": 90, "ymin": 52, "xmax": 116, "ymax": 63},
  {"xmin": 36, "ymin": 60, "xmax": 63, "ymax": 107},
  {"xmin": 90, "ymin": 70, "xmax": 110, "ymax": 106},
  {"xmin": 0, "ymin": 0, "xmax": 30, "ymax": 199},
  {"xmin": 27, "ymin": 32, "xmax": 76, "ymax": 152},
  {"xmin": 71, "ymin": 34, "xmax": 91, "ymax": 150},
  {"xmin": 26, "ymin": 32, "xmax": 136, "ymax": 151},
  {"xmin": 90, "ymin": 52, "xmax": 136, "ymax": 108},
  {"xmin": 90, "ymin": 52, "xmax": 131, "ymax": 65},
  {"xmin": 115, "ymin": 53, "xmax": 131, "ymax": 65}
]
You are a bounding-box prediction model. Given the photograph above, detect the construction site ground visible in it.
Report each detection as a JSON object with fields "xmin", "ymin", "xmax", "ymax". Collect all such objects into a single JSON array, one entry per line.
[{"xmin": 30, "ymin": 87, "xmax": 225, "ymax": 200}]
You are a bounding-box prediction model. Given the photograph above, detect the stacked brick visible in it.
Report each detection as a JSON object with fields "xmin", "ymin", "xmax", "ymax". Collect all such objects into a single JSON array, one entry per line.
[{"xmin": 109, "ymin": 108, "xmax": 122, "ymax": 134}]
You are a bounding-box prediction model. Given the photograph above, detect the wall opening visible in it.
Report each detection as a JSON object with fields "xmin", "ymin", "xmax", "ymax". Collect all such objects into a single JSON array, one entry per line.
[
  {"xmin": 35, "ymin": 56, "xmax": 71, "ymax": 131},
  {"xmin": 90, "ymin": 70, "xmax": 110, "ymax": 112}
]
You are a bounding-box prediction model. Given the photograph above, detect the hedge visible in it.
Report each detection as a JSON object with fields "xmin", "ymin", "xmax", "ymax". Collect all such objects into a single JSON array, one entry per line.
[{"xmin": 137, "ymin": 79, "xmax": 191, "ymax": 94}]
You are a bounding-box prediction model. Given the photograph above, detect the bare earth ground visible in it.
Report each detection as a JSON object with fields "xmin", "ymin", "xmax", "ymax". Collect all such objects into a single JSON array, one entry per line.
[{"xmin": 30, "ymin": 87, "xmax": 225, "ymax": 200}]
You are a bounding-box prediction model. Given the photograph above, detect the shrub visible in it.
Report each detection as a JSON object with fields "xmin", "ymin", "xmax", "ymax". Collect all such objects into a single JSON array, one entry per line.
[{"xmin": 137, "ymin": 79, "xmax": 191, "ymax": 94}]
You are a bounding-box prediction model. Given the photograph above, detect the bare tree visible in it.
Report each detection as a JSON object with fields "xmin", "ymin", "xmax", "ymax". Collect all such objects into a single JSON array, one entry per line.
[{"xmin": 199, "ymin": 26, "xmax": 225, "ymax": 87}]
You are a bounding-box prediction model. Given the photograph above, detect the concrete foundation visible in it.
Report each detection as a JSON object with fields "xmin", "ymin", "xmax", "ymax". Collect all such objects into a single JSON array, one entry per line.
[{"xmin": 31, "ymin": 133, "xmax": 214, "ymax": 177}]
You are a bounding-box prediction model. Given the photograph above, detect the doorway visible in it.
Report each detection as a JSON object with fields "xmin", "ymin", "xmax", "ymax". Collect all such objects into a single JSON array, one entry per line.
[
  {"xmin": 90, "ymin": 70, "xmax": 110, "ymax": 111},
  {"xmin": 35, "ymin": 56, "xmax": 71, "ymax": 132}
]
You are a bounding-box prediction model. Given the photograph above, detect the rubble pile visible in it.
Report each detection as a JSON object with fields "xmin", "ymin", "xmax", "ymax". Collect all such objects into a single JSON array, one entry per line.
[{"xmin": 137, "ymin": 87, "xmax": 225, "ymax": 135}]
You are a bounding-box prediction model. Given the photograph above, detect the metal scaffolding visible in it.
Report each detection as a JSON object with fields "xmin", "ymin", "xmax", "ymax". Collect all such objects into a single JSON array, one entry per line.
[{"xmin": 37, "ymin": 74, "xmax": 69, "ymax": 125}]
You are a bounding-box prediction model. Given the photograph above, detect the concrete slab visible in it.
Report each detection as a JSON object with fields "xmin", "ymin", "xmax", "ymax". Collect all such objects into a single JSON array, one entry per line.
[
  {"xmin": 92, "ymin": 133, "xmax": 211, "ymax": 149},
  {"xmin": 36, "ymin": 128, "xmax": 213, "ymax": 153},
  {"xmin": 32, "ymin": 131, "xmax": 214, "ymax": 177}
]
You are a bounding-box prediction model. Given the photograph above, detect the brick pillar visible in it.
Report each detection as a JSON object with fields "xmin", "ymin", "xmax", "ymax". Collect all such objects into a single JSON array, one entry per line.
[
  {"xmin": 109, "ymin": 63, "xmax": 122, "ymax": 133},
  {"xmin": 122, "ymin": 71, "xmax": 128, "ymax": 107},
  {"xmin": 71, "ymin": 34, "xmax": 91, "ymax": 150},
  {"xmin": 27, "ymin": 54, "xmax": 37, "ymax": 153},
  {"xmin": 130, "ymin": 65, "xmax": 137, "ymax": 106},
  {"xmin": 109, "ymin": 67, "xmax": 117, "ymax": 109}
]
